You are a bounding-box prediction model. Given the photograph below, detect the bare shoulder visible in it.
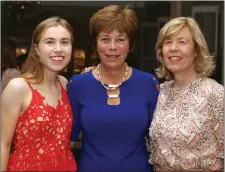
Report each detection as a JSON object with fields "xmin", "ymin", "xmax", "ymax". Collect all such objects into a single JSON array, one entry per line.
[
  {"xmin": 2, "ymin": 77, "xmax": 30, "ymax": 95},
  {"xmin": 1, "ymin": 77, "xmax": 30, "ymax": 111},
  {"xmin": 58, "ymin": 75, "xmax": 68, "ymax": 89}
]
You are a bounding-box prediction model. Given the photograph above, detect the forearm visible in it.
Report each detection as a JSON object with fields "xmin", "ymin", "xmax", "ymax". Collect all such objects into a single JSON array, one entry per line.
[{"xmin": 1, "ymin": 144, "xmax": 11, "ymax": 171}]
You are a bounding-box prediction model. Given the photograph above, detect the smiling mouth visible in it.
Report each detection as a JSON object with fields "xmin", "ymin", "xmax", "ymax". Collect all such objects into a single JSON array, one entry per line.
[
  {"xmin": 107, "ymin": 55, "xmax": 119, "ymax": 58},
  {"xmin": 169, "ymin": 56, "xmax": 182, "ymax": 60},
  {"xmin": 50, "ymin": 56, "xmax": 64, "ymax": 61}
]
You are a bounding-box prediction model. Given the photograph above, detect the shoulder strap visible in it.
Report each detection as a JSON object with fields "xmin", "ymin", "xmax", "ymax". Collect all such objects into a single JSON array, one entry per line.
[
  {"xmin": 26, "ymin": 81, "xmax": 34, "ymax": 91},
  {"xmin": 57, "ymin": 77, "xmax": 64, "ymax": 88},
  {"xmin": 57, "ymin": 77, "xmax": 67, "ymax": 95}
]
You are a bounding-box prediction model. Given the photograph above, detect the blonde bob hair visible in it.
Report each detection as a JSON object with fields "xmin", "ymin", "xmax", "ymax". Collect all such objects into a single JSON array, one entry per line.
[
  {"xmin": 20, "ymin": 16, "xmax": 73, "ymax": 84},
  {"xmin": 155, "ymin": 17, "xmax": 215, "ymax": 80}
]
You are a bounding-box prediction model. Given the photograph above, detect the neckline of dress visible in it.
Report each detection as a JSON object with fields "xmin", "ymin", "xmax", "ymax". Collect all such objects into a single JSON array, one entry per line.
[
  {"xmin": 167, "ymin": 77, "xmax": 204, "ymax": 93},
  {"xmin": 34, "ymin": 83, "xmax": 64, "ymax": 110}
]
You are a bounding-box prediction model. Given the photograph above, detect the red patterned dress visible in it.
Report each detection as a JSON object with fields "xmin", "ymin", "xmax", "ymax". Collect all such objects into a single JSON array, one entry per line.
[{"xmin": 7, "ymin": 80, "xmax": 77, "ymax": 171}]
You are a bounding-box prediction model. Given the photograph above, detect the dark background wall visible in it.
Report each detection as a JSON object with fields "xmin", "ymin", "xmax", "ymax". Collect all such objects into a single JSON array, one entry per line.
[{"xmin": 1, "ymin": 1, "xmax": 224, "ymax": 84}]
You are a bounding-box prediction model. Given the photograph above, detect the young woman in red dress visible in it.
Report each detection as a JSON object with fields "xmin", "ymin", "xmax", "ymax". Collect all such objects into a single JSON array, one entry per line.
[{"xmin": 1, "ymin": 16, "xmax": 77, "ymax": 171}]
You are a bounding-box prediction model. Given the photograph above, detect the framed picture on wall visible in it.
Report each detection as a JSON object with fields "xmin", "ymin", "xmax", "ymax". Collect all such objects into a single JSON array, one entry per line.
[{"xmin": 192, "ymin": 5, "xmax": 219, "ymax": 56}]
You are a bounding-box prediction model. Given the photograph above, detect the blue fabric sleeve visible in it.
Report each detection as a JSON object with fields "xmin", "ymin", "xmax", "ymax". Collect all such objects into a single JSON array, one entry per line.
[
  {"xmin": 150, "ymin": 75, "xmax": 160, "ymax": 115},
  {"xmin": 67, "ymin": 76, "xmax": 81, "ymax": 142},
  {"xmin": 146, "ymin": 75, "xmax": 159, "ymax": 139}
]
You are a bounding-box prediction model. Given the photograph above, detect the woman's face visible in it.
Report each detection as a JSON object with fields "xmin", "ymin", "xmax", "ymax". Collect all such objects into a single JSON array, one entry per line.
[
  {"xmin": 162, "ymin": 27, "xmax": 197, "ymax": 76},
  {"xmin": 97, "ymin": 29, "xmax": 129, "ymax": 69},
  {"xmin": 35, "ymin": 25, "xmax": 72, "ymax": 73}
]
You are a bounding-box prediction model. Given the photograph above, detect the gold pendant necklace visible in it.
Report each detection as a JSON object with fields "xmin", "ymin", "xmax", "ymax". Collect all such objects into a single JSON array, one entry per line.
[{"xmin": 97, "ymin": 63, "xmax": 129, "ymax": 91}]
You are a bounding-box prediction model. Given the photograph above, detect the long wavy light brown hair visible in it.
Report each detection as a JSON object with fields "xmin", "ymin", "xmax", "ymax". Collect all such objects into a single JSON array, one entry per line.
[
  {"xmin": 20, "ymin": 16, "xmax": 73, "ymax": 84},
  {"xmin": 155, "ymin": 17, "xmax": 215, "ymax": 80}
]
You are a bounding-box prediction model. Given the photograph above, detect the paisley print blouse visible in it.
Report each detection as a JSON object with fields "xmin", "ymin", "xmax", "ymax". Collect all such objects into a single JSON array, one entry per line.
[{"xmin": 149, "ymin": 77, "xmax": 224, "ymax": 171}]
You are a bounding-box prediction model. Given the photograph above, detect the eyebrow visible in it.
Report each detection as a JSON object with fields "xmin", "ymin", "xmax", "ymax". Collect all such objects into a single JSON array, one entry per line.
[
  {"xmin": 165, "ymin": 37, "xmax": 189, "ymax": 41},
  {"xmin": 177, "ymin": 37, "xmax": 189, "ymax": 40},
  {"xmin": 99, "ymin": 34, "xmax": 127, "ymax": 38},
  {"xmin": 43, "ymin": 37, "xmax": 71, "ymax": 41}
]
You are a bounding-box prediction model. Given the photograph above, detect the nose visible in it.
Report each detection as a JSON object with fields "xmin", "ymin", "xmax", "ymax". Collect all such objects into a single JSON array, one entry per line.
[
  {"xmin": 170, "ymin": 42, "xmax": 178, "ymax": 52},
  {"xmin": 109, "ymin": 40, "xmax": 117, "ymax": 50},
  {"xmin": 54, "ymin": 42, "xmax": 62, "ymax": 52}
]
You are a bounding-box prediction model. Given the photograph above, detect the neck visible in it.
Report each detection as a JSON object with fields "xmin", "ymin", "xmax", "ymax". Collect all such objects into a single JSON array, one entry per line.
[
  {"xmin": 41, "ymin": 70, "xmax": 58, "ymax": 88},
  {"xmin": 173, "ymin": 69, "xmax": 198, "ymax": 90},
  {"xmin": 99, "ymin": 63, "xmax": 128, "ymax": 85}
]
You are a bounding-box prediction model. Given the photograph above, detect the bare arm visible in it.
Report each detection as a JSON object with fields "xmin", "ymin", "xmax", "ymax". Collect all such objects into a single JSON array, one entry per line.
[{"xmin": 1, "ymin": 78, "xmax": 25, "ymax": 171}]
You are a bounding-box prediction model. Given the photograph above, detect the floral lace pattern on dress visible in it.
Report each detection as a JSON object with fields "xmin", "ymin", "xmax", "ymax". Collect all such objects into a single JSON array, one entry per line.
[
  {"xmin": 7, "ymin": 81, "xmax": 77, "ymax": 171},
  {"xmin": 149, "ymin": 77, "xmax": 224, "ymax": 171}
]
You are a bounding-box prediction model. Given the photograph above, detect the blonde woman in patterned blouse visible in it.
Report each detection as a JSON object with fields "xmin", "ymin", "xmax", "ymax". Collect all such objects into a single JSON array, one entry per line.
[{"xmin": 149, "ymin": 17, "xmax": 224, "ymax": 171}]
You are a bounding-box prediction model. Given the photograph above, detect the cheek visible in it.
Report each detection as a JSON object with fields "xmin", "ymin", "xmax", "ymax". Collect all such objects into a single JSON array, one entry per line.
[
  {"xmin": 120, "ymin": 44, "xmax": 129, "ymax": 53},
  {"xmin": 97, "ymin": 43, "xmax": 106, "ymax": 52},
  {"xmin": 161, "ymin": 47, "xmax": 168, "ymax": 58},
  {"xmin": 183, "ymin": 47, "xmax": 196, "ymax": 59},
  {"xmin": 66, "ymin": 46, "xmax": 72, "ymax": 55},
  {"xmin": 97, "ymin": 44, "xmax": 108, "ymax": 57},
  {"xmin": 38, "ymin": 45, "xmax": 51, "ymax": 56}
]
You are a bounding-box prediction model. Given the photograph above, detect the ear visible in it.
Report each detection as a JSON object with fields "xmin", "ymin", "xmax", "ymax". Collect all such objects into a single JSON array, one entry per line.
[
  {"xmin": 129, "ymin": 42, "xmax": 136, "ymax": 52},
  {"xmin": 194, "ymin": 47, "xmax": 198, "ymax": 58},
  {"xmin": 194, "ymin": 51, "xmax": 197, "ymax": 58},
  {"xmin": 34, "ymin": 44, "xmax": 39, "ymax": 56}
]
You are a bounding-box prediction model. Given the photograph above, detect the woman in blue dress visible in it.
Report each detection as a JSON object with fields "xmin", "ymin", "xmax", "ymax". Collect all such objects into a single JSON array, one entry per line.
[{"xmin": 67, "ymin": 5, "xmax": 159, "ymax": 172}]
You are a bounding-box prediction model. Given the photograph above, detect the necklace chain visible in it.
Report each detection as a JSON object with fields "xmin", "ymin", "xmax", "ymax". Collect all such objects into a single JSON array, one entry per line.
[{"xmin": 97, "ymin": 63, "xmax": 129, "ymax": 90}]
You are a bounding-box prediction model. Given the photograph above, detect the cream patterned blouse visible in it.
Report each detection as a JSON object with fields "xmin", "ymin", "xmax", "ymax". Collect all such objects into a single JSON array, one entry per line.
[{"xmin": 149, "ymin": 77, "xmax": 224, "ymax": 171}]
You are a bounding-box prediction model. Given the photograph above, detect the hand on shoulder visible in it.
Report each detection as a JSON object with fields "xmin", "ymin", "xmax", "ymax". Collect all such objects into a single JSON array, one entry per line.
[{"xmin": 81, "ymin": 66, "xmax": 96, "ymax": 74}]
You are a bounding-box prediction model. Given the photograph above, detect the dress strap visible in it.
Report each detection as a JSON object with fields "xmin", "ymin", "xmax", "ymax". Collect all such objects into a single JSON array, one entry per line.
[
  {"xmin": 57, "ymin": 77, "xmax": 63, "ymax": 88},
  {"xmin": 57, "ymin": 77, "xmax": 66, "ymax": 94},
  {"xmin": 26, "ymin": 81, "xmax": 34, "ymax": 91}
]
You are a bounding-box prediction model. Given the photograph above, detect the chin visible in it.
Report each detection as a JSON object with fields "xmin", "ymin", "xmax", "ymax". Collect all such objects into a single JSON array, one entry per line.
[
  {"xmin": 167, "ymin": 66, "xmax": 182, "ymax": 73},
  {"xmin": 55, "ymin": 68, "xmax": 65, "ymax": 72},
  {"xmin": 48, "ymin": 66, "xmax": 66, "ymax": 73},
  {"xmin": 107, "ymin": 61, "xmax": 125, "ymax": 68},
  {"xmin": 169, "ymin": 69, "xmax": 184, "ymax": 75}
]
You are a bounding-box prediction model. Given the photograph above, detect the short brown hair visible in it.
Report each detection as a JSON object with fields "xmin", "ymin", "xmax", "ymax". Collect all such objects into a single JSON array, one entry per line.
[
  {"xmin": 21, "ymin": 16, "xmax": 73, "ymax": 84},
  {"xmin": 155, "ymin": 17, "xmax": 215, "ymax": 80},
  {"xmin": 89, "ymin": 5, "xmax": 138, "ymax": 52}
]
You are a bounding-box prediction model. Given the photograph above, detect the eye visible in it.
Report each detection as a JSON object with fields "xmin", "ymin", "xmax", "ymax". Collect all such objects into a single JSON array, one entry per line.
[
  {"xmin": 46, "ymin": 40, "xmax": 54, "ymax": 44},
  {"xmin": 117, "ymin": 38, "xmax": 125, "ymax": 43},
  {"xmin": 164, "ymin": 40, "xmax": 172, "ymax": 45},
  {"xmin": 179, "ymin": 40, "xmax": 186, "ymax": 45},
  {"xmin": 100, "ymin": 37, "xmax": 110, "ymax": 43},
  {"xmin": 62, "ymin": 40, "xmax": 70, "ymax": 45}
]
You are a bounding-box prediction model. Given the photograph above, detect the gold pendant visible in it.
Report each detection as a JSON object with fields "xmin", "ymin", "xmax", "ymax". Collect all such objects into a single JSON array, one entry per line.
[
  {"xmin": 108, "ymin": 84, "xmax": 119, "ymax": 89},
  {"xmin": 108, "ymin": 94, "xmax": 119, "ymax": 98}
]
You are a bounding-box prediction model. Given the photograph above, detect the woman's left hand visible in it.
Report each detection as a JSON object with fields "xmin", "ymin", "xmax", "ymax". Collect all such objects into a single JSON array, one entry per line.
[{"xmin": 81, "ymin": 66, "xmax": 96, "ymax": 74}]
